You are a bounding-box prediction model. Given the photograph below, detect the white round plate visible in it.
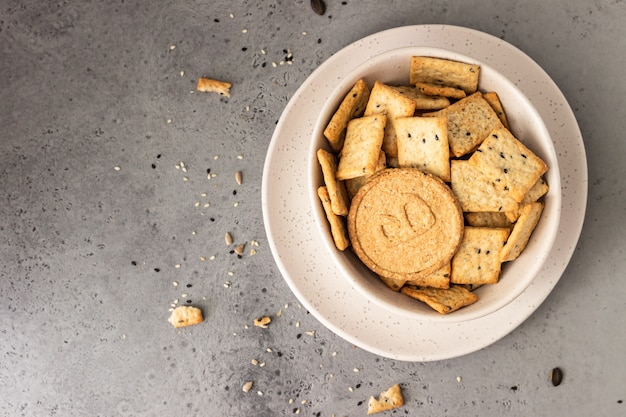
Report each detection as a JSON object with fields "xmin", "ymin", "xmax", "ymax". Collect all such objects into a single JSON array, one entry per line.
[{"xmin": 262, "ymin": 25, "xmax": 587, "ymax": 361}]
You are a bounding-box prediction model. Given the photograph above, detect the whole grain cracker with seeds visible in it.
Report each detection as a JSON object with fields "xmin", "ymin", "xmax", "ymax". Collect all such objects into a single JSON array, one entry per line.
[
  {"xmin": 388, "ymin": 85, "xmax": 450, "ymax": 110},
  {"xmin": 409, "ymin": 56, "xmax": 480, "ymax": 94},
  {"xmin": 468, "ymin": 125, "xmax": 548, "ymax": 202},
  {"xmin": 401, "ymin": 285, "xmax": 478, "ymax": 314},
  {"xmin": 414, "ymin": 81, "xmax": 467, "ymax": 99},
  {"xmin": 450, "ymin": 227, "xmax": 511, "ymax": 285},
  {"xmin": 501, "ymin": 201, "xmax": 544, "ymax": 262},
  {"xmin": 323, "ymin": 78, "xmax": 371, "ymax": 152},
  {"xmin": 336, "ymin": 114, "xmax": 387, "ymax": 180},
  {"xmin": 395, "ymin": 116, "xmax": 451, "ymax": 182},
  {"xmin": 450, "ymin": 160, "xmax": 520, "ymax": 212},
  {"xmin": 424, "ymin": 92, "xmax": 502, "ymax": 157},
  {"xmin": 363, "ymin": 81, "xmax": 416, "ymax": 158},
  {"xmin": 482, "ymin": 91, "xmax": 510, "ymax": 130}
]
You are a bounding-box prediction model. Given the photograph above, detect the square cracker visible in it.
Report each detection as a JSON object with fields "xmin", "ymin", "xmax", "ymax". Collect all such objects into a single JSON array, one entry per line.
[
  {"xmin": 405, "ymin": 262, "xmax": 451, "ymax": 289},
  {"xmin": 409, "ymin": 56, "xmax": 479, "ymax": 94},
  {"xmin": 468, "ymin": 125, "xmax": 548, "ymax": 202},
  {"xmin": 336, "ymin": 114, "xmax": 387, "ymax": 180},
  {"xmin": 424, "ymin": 92, "xmax": 502, "ymax": 157},
  {"xmin": 522, "ymin": 176, "xmax": 549, "ymax": 203},
  {"xmin": 450, "ymin": 226, "xmax": 511, "ymax": 285},
  {"xmin": 483, "ymin": 91, "xmax": 510, "ymax": 130},
  {"xmin": 414, "ymin": 81, "xmax": 467, "ymax": 99},
  {"xmin": 395, "ymin": 116, "xmax": 451, "ymax": 182},
  {"xmin": 388, "ymin": 85, "xmax": 451, "ymax": 110},
  {"xmin": 501, "ymin": 201, "xmax": 544, "ymax": 262},
  {"xmin": 316, "ymin": 148, "xmax": 350, "ymax": 216},
  {"xmin": 323, "ymin": 79, "xmax": 371, "ymax": 152},
  {"xmin": 364, "ymin": 81, "xmax": 416, "ymax": 158},
  {"xmin": 401, "ymin": 285, "xmax": 478, "ymax": 314},
  {"xmin": 367, "ymin": 384, "xmax": 404, "ymax": 415},
  {"xmin": 317, "ymin": 186, "xmax": 350, "ymax": 250},
  {"xmin": 450, "ymin": 160, "xmax": 520, "ymax": 212}
]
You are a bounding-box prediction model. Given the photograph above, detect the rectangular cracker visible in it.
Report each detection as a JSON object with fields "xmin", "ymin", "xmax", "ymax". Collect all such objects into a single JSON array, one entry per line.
[
  {"xmin": 395, "ymin": 116, "xmax": 451, "ymax": 182},
  {"xmin": 409, "ymin": 56, "xmax": 479, "ymax": 94},
  {"xmin": 316, "ymin": 148, "xmax": 350, "ymax": 216},
  {"xmin": 336, "ymin": 114, "xmax": 387, "ymax": 180},
  {"xmin": 464, "ymin": 212, "xmax": 513, "ymax": 228},
  {"xmin": 414, "ymin": 81, "xmax": 467, "ymax": 99},
  {"xmin": 450, "ymin": 227, "xmax": 511, "ymax": 285},
  {"xmin": 482, "ymin": 91, "xmax": 510, "ymax": 130},
  {"xmin": 405, "ymin": 262, "xmax": 451, "ymax": 289},
  {"xmin": 424, "ymin": 92, "xmax": 502, "ymax": 157},
  {"xmin": 323, "ymin": 79, "xmax": 371, "ymax": 152},
  {"xmin": 317, "ymin": 186, "xmax": 350, "ymax": 250},
  {"xmin": 401, "ymin": 285, "xmax": 478, "ymax": 314},
  {"xmin": 501, "ymin": 202, "xmax": 544, "ymax": 262},
  {"xmin": 364, "ymin": 81, "xmax": 416, "ymax": 157},
  {"xmin": 450, "ymin": 160, "xmax": 520, "ymax": 212},
  {"xmin": 388, "ymin": 85, "xmax": 451, "ymax": 110},
  {"xmin": 196, "ymin": 77, "xmax": 231, "ymax": 97},
  {"xmin": 468, "ymin": 125, "xmax": 548, "ymax": 202}
]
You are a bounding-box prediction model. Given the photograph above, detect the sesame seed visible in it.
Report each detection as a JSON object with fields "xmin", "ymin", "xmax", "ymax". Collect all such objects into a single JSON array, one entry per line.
[
  {"xmin": 170, "ymin": 45, "xmax": 176, "ymax": 50},
  {"xmin": 225, "ymin": 232, "xmax": 233, "ymax": 245},
  {"xmin": 114, "ymin": 166, "xmax": 121, "ymax": 171},
  {"xmin": 173, "ymin": 281, "xmax": 178, "ymax": 286},
  {"xmin": 242, "ymin": 381, "xmax": 253, "ymax": 393}
]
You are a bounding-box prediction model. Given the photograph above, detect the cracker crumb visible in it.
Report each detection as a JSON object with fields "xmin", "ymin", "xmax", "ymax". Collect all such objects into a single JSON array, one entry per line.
[{"xmin": 254, "ymin": 316, "xmax": 271, "ymax": 328}]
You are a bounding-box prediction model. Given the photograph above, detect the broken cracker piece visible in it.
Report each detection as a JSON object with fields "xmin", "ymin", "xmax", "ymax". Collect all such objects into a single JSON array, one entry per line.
[
  {"xmin": 367, "ymin": 383, "xmax": 404, "ymax": 415},
  {"xmin": 253, "ymin": 316, "xmax": 272, "ymax": 328},
  {"xmin": 168, "ymin": 306, "xmax": 203, "ymax": 328},
  {"xmin": 197, "ymin": 77, "xmax": 232, "ymax": 97}
]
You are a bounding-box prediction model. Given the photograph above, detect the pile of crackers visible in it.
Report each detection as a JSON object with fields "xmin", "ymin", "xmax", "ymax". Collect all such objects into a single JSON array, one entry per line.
[{"xmin": 316, "ymin": 56, "xmax": 549, "ymax": 315}]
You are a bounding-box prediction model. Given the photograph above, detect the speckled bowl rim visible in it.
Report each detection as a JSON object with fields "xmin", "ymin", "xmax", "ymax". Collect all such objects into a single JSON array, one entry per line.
[
  {"xmin": 262, "ymin": 25, "xmax": 587, "ymax": 361},
  {"xmin": 307, "ymin": 46, "xmax": 561, "ymax": 323}
]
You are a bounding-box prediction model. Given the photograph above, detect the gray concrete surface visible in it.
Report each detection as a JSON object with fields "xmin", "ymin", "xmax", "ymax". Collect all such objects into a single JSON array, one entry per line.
[{"xmin": 1, "ymin": 0, "xmax": 624, "ymax": 416}]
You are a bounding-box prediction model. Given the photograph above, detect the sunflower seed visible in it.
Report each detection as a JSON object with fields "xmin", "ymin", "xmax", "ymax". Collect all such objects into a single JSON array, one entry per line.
[
  {"xmin": 550, "ymin": 367, "xmax": 563, "ymax": 386},
  {"xmin": 225, "ymin": 232, "xmax": 233, "ymax": 245},
  {"xmin": 235, "ymin": 171, "xmax": 243, "ymax": 185},
  {"xmin": 310, "ymin": 0, "xmax": 326, "ymax": 15}
]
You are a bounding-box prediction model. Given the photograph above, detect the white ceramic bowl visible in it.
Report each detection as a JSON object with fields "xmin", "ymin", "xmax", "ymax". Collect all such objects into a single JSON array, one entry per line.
[{"xmin": 308, "ymin": 46, "xmax": 561, "ymax": 323}]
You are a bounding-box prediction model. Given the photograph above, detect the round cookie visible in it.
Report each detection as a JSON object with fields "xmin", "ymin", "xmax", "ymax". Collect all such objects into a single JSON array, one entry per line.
[{"xmin": 347, "ymin": 168, "xmax": 464, "ymax": 282}]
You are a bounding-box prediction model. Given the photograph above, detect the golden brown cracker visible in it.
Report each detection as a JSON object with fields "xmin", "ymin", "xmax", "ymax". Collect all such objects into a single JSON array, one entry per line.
[
  {"xmin": 348, "ymin": 168, "xmax": 464, "ymax": 282},
  {"xmin": 316, "ymin": 148, "xmax": 350, "ymax": 216},
  {"xmin": 450, "ymin": 227, "xmax": 511, "ymax": 285},
  {"xmin": 414, "ymin": 81, "xmax": 467, "ymax": 99},
  {"xmin": 483, "ymin": 91, "xmax": 510, "ymax": 130},
  {"xmin": 196, "ymin": 77, "xmax": 232, "ymax": 97},
  {"xmin": 450, "ymin": 160, "xmax": 520, "ymax": 212},
  {"xmin": 367, "ymin": 384, "xmax": 404, "ymax": 415},
  {"xmin": 409, "ymin": 56, "xmax": 479, "ymax": 94},
  {"xmin": 464, "ymin": 211, "xmax": 513, "ymax": 228},
  {"xmin": 336, "ymin": 114, "xmax": 387, "ymax": 180},
  {"xmin": 323, "ymin": 79, "xmax": 371, "ymax": 152},
  {"xmin": 317, "ymin": 186, "xmax": 351, "ymax": 251},
  {"xmin": 401, "ymin": 285, "xmax": 478, "ymax": 314},
  {"xmin": 388, "ymin": 85, "xmax": 451, "ymax": 110},
  {"xmin": 424, "ymin": 92, "xmax": 502, "ymax": 157},
  {"xmin": 468, "ymin": 125, "xmax": 548, "ymax": 202},
  {"xmin": 364, "ymin": 81, "xmax": 417, "ymax": 157},
  {"xmin": 405, "ymin": 262, "xmax": 451, "ymax": 289},
  {"xmin": 168, "ymin": 306, "xmax": 204, "ymax": 328},
  {"xmin": 395, "ymin": 116, "xmax": 451, "ymax": 182},
  {"xmin": 501, "ymin": 202, "xmax": 544, "ymax": 262}
]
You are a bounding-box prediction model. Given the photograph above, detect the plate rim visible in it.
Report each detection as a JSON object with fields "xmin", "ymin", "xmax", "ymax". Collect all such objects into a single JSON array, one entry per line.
[{"xmin": 262, "ymin": 24, "xmax": 588, "ymax": 361}]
